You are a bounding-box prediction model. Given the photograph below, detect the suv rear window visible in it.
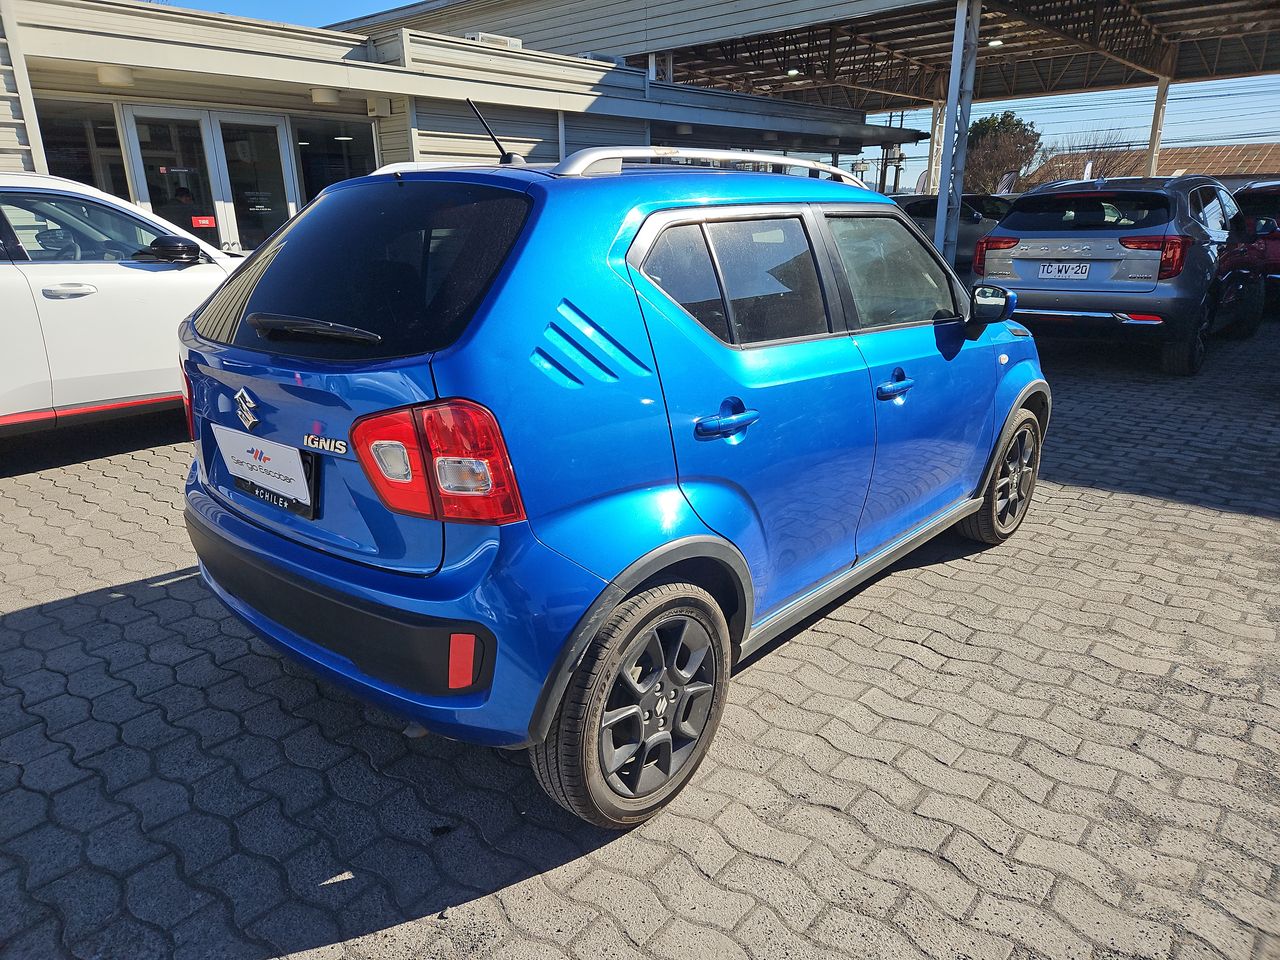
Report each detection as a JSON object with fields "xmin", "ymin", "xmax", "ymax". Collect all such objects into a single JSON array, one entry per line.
[
  {"xmin": 194, "ymin": 180, "xmax": 530, "ymax": 360},
  {"xmin": 1002, "ymin": 191, "xmax": 1170, "ymax": 232}
]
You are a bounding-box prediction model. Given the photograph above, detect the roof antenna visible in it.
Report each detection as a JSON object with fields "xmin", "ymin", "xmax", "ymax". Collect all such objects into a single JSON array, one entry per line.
[{"xmin": 467, "ymin": 98, "xmax": 525, "ymax": 165}]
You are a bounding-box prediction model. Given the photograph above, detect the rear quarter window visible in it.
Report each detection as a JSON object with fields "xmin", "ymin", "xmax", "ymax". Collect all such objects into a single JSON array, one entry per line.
[
  {"xmin": 1002, "ymin": 192, "xmax": 1170, "ymax": 232},
  {"xmin": 194, "ymin": 180, "xmax": 530, "ymax": 360}
]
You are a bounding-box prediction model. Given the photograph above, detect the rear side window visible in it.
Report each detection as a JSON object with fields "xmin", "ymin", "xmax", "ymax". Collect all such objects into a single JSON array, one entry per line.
[
  {"xmin": 194, "ymin": 180, "xmax": 530, "ymax": 360},
  {"xmin": 1002, "ymin": 192, "xmax": 1171, "ymax": 232},
  {"xmin": 641, "ymin": 224, "xmax": 731, "ymax": 342},
  {"xmin": 705, "ymin": 218, "xmax": 828, "ymax": 344},
  {"xmin": 827, "ymin": 216, "xmax": 956, "ymax": 328},
  {"xmin": 1190, "ymin": 188, "xmax": 1229, "ymax": 232},
  {"xmin": 1236, "ymin": 191, "xmax": 1280, "ymax": 219}
]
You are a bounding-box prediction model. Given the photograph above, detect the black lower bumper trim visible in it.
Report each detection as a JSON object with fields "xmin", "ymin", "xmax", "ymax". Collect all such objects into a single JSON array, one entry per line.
[{"xmin": 185, "ymin": 508, "xmax": 494, "ymax": 696}]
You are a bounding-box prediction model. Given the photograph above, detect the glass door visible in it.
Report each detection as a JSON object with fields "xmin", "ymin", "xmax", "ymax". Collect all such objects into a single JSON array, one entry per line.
[
  {"xmin": 209, "ymin": 113, "xmax": 300, "ymax": 252},
  {"xmin": 122, "ymin": 107, "xmax": 302, "ymax": 252},
  {"xmin": 122, "ymin": 106, "xmax": 226, "ymax": 248}
]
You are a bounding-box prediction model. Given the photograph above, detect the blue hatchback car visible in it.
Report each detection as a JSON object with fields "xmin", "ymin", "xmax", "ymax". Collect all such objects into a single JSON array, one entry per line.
[{"xmin": 181, "ymin": 147, "xmax": 1050, "ymax": 827}]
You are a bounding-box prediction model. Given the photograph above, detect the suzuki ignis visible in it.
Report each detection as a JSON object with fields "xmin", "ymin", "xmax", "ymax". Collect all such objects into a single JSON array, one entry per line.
[{"xmin": 182, "ymin": 147, "xmax": 1050, "ymax": 827}]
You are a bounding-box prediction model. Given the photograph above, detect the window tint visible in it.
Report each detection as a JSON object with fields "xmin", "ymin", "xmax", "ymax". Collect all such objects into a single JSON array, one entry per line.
[
  {"xmin": 1191, "ymin": 188, "xmax": 1228, "ymax": 232},
  {"xmin": 827, "ymin": 216, "xmax": 956, "ymax": 329},
  {"xmin": 0, "ymin": 192, "xmax": 163, "ymax": 261},
  {"xmin": 194, "ymin": 180, "xmax": 530, "ymax": 361},
  {"xmin": 1002, "ymin": 192, "xmax": 1171, "ymax": 232},
  {"xmin": 902, "ymin": 199, "xmax": 937, "ymax": 218},
  {"xmin": 705, "ymin": 218, "xmax": 828, "ymax": 344},
  {"xmin": 1236, "ymin": 191, "xmax": 1280, "ymax": 219},
  {"xmin": 641, "ymin": 224, "xmax": 730, "ymax": 341},
  {"xmin": 967, "ymin": 195, "xmax": 1011, "ymax": 220}
]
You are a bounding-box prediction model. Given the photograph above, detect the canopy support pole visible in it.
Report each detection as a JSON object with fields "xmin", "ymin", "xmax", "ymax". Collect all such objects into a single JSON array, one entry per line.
[
  {"xmin": 1144, "ymin": 76, "xmax": 1170, "ymax": 177},
  {"xmin": 933, "ymin": 0, "xmax": 981, "ymax": 265}
]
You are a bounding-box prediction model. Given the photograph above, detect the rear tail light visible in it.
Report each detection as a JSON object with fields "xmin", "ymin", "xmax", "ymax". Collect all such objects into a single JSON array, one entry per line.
[
  {"xmin": 973, "ymin": 235, "xmax": 1018, "ymax": 276},
  {"xmin": 351, "ymin": 400, "xmax": 525, "ymax": 524},
  {"xmin": 180, "ymin": 364, "xmax": 195, "ymax": 440},
  {"xmin": 1120, "ymin": 235, "xmax": 1192, "ymax": 279}
]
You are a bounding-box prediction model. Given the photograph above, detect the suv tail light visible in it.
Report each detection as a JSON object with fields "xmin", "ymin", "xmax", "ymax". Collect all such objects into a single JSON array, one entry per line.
[
  {"xmin": 973, "ymin": 235, "xmax": 1017, "ymax": 276},
  {"xmin": 351, "ymin": 400, "xmax": 525, "ymax": 524},
  {"xmin": 1120, "ymin": 235, "xmax": 1192, "ymax": 279}
]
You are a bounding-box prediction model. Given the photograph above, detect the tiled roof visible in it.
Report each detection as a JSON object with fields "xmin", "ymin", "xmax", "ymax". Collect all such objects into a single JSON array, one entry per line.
[{"xmin": 1029, "ymin": 143, "xmax": 1280, "ymax": 182}]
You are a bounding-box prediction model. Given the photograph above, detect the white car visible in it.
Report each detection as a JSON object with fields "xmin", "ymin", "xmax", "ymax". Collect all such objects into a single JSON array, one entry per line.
[{"xmin": 1, "ymin": 174, "xmax": 237, "ymax": 436}]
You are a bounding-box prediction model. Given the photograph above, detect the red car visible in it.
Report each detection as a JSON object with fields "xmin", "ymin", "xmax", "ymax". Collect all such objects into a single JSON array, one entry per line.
[{"xmin": 1235, "ymin": 181, "xmax": 1280, "ymax": 308}]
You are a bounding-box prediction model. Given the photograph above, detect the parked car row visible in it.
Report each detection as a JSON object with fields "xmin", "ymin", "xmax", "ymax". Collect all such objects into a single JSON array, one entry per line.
[{"xmin": 950, "ymin": 176, "xmax": 1274, "ymax": 376}]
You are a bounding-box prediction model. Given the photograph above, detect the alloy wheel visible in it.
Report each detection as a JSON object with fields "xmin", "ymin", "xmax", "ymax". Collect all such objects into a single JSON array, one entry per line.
[
  {"xmin": 598, "ymin": 614, "xmax": 717, "ymax": 799},
  {"xmin": 995, "ymin": 424, "xmax": 1037, "ymax": 529}
]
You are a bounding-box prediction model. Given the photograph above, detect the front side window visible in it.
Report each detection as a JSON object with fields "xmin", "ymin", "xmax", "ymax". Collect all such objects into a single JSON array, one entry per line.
[
  {"xmin": 641, "ymin": 224, "xmax": 730, "ymax": 342},
  {"xmin": 0, "ymin": 192, "xmax": 164, "ymax": 262},
  {"xmin": 827, "ymin": 216, "xmax": 956, "ymax": 329},
  {"xmin": 704, "ymin": 217, "xmax": 828, "ymax": 344}
]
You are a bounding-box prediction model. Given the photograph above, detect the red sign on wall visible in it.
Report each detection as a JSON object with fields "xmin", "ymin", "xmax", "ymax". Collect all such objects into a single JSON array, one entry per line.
[{"xmin": 191, "ymin": 216, "xmax": 216, "ymax": 229}]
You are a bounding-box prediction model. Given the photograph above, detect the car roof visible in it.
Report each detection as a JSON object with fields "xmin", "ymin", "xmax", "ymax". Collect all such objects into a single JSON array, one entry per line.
[
  {"xmin": 329, "ymin": 164, "xmax": 892, "ymax": 208},
  {"xmin": 1237, "ymin": 180, "xmax": 1280, "ymax": 193},
  {"xmin": 1025, "ymin": 175, "xmax": 1222, "ymax": 195}
]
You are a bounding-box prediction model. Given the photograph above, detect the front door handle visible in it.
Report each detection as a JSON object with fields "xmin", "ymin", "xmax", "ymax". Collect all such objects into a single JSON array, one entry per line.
[
  {"xmin": 876, "ymin": 376, "xmax": 916, "ymax": 400},
  {"xmin": 695, "ymin": 408, "xmax": 760, "ymax": 438},
  {"xmin": 42, "ymin": 282, "xmax": 98, "ymax": 300}
]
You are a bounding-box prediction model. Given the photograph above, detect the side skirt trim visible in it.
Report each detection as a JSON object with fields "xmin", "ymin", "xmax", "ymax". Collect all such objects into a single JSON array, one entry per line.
[{"xmin": 741, "ymin": 496, "xmax": 983, "ymax": 660}]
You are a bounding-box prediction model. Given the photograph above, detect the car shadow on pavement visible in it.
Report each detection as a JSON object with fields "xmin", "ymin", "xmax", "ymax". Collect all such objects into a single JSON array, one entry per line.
[
  {"xmin": 1031, "ymin": 327, "xmax": 1280, "ymax": 520},
  {"xmin": 0, "ymin": 570, "xmax": 618, "ymax": 958},
  {"xmin": 0, "ymin": 412, "xmax": 189, "ymax": 479}
]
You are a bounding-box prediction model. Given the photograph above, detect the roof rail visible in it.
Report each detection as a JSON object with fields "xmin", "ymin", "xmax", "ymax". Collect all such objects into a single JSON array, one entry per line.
[{"xmin": 550, "ymin": 146, "xmax": 867, "ymax": 188}]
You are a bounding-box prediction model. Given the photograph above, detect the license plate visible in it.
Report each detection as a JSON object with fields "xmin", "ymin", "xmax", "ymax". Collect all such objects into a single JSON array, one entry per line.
[
  {"xmin": 211, "ymin": 424, "xmax": 316, "ymax": 518},
  {"xmin": 1039, "ymin": 262, "xmax": 1090, "ymax": 280}
]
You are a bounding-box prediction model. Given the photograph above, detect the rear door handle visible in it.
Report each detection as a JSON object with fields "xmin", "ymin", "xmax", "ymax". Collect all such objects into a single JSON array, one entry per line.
[
  {"xmin": 876, "ymin": 377, "xmax": 915, "ymax": 400},
  {"xmin": 694, "ymin": 409, "xmax": 760, "ymax": 438},
  {"xmin": 42, "ymin": 282, "xmax": 98, "ymax": 299}
]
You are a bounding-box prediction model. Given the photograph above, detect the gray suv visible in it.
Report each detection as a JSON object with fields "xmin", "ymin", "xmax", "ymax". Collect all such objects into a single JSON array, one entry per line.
[{"xmin": 974, "ymin": 176, "xmax": 1270, "ymax": 375}]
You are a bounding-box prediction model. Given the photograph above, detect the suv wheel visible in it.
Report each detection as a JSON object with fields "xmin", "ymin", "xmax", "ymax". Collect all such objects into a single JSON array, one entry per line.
[
  {"xmin": 957, "ymin": 408, "xmax": 1041, "ymax": 545},
  {"xmin": 1160, "ymin": 306, "xmax": 1211, "ymax": 376},
  {"xmin": 530, "ymin": 583, "xmax": 730, "ymax": 828}
]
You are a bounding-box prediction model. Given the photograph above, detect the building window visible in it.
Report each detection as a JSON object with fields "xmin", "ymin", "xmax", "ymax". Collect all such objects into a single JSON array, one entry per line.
[
  {"xmin": 35, "ymin": 100, "xmax": 130, "ymax": 200},
  {"xmin": 293, "ymin": 118, "xmax": 377, "ymax": 201}
]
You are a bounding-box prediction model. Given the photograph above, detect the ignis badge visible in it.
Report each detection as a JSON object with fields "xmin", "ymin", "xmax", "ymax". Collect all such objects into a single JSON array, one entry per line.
[{"xmin": 303, "ymin": 434, "xmax": 348, "ymax": 455}]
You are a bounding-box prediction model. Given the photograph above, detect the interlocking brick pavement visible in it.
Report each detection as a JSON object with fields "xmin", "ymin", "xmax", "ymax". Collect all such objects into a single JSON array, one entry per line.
[{"xmin": 1, "ymin": 326, "xmax": 1278, "ymax": 960}]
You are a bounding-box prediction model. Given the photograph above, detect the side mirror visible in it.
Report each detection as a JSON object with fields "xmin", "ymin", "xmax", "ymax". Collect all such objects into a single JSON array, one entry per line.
[
  {"xmin": 968, "ymin": 209, "xmax": 983, "ymax": 224},
  {"xmin": 971, "ymin": 284, "xmax": 1017, "ymax": 326},
  {"xmin": 1252, "ymin": 216, "xmax": 1277, "ymax": 238},
  {"xmin": 142, "ymin": 235, "xmax": 201, "ymax": 264}
]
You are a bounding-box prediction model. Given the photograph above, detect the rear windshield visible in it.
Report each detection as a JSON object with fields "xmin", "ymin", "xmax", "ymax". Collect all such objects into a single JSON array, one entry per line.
[
  {"xmin": 194, "ymin": 180, "xmax": 531, "ymax": 360},
  {"xmin": 1002, "ymin": 191, "xmax": 1170, "ymax": 232}
]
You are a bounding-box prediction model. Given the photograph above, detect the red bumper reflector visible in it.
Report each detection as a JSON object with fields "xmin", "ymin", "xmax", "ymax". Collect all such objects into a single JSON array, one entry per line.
[{"xmin": 448, "ymin": 633, "xmax": 476, "ymax": 689}]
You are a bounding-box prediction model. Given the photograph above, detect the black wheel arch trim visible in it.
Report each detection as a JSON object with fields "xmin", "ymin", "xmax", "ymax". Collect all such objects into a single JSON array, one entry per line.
[
  {"xmin": 975, "ymin": 379, "xmax": 1052, "ymax": 498},
  {"xmin": 524, "ymin": 536, "xmax": 753, "ymax": 746}
]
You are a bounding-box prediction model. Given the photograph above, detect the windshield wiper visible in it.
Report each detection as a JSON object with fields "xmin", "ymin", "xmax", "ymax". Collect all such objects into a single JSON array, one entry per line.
[{"xmin": 246, "ymin": 312, "xmax": 383, "ymax": 344}]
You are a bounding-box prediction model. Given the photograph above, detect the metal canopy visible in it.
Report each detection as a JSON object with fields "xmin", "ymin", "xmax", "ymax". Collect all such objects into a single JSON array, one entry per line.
[{"xmin": 649, "ymin": 0, "xmax": 1279, "ymax": 112}]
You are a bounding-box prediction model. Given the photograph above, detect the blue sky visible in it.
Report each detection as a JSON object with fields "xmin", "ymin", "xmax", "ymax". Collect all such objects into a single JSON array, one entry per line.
[{"xmin": 177, "ymin": 0, "xmax": 1280, "ymax": 184}]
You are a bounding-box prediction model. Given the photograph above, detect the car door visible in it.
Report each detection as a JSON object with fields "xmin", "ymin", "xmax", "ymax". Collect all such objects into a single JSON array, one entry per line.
[
  {"xmin": 628, "ymin": 208, "xmax": 876, "ymax": 617},
  {"xmin": 0, "ymin": 214, "xmax": 52, "ymax": 431},
  {"xmin": 822, "ymin": 209, "xmax": 998, "ymax": 558},
  {"xmin": 1188, "ymin": 186, "xmax": 1240, "ymax": 331},
  {"xmin": 0, "ymin": 189, "xmax": 228, "ymax": 410},
  {"xmin": 1215, "ymin": 187, "xmax": 1262, "ymax": 325}
]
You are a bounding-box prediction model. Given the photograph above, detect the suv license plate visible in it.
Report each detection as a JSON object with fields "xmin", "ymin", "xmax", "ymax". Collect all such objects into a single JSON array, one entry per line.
[
  {"xmin": 210, "ymin": 424, "xmax": 317, "ymax": 518},
  {"xmin": 1039, "ymin": 262, "xmax": 1090, "ymax": 280}
]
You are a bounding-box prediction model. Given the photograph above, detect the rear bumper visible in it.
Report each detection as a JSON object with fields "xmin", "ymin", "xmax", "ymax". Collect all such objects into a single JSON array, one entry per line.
[
  {"xmin": 184, "ymin": 470, "xmax": 607, "ymax": 747},
  {"xmin": 1008, "ymin": 287, "xmax": 1200, "ymax": 341}
]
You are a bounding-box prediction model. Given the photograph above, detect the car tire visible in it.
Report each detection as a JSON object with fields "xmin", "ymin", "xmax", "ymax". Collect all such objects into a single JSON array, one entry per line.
[
  {"xmin": 957, "ymin": 408, "xmax": 1041, "ymax": 546},
  {"xmin": 1160, "ymin": 305, "xmax": 1211, "ymax": 376},
  {"xmin": 1221, "ymin": 282, "xmax": 1266, "ymax": 340},
  {"xmin": 530, "ymin": 582, "xmax": 731, "ymax": 829}
]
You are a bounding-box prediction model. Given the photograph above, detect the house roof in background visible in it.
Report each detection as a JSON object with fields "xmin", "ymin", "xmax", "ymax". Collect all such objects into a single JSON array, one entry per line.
[{"xmin": 1029, "ymin": 142, "xmax": 1280, "ymax": 182}]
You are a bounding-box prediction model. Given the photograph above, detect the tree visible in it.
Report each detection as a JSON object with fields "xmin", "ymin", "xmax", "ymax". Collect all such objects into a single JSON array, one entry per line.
[
  {"xmin": 964, "ymin": 111, "xmax": 1042, "ymax": 193},
  {"xmin": 1025, "ymin": 129, "xmax": 1143, "ymax": 185}
]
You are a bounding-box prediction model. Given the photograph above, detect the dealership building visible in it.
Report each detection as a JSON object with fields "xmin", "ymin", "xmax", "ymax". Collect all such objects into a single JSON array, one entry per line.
[{"xmin": 0, "ymin": 0, "xmax": 922, "ymax": 253}]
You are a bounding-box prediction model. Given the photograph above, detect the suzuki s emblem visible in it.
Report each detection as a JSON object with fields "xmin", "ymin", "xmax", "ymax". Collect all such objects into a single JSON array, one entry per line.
[{"xmin": 234, "ymin": 388, "xmax": 259, "ymax": 430}]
